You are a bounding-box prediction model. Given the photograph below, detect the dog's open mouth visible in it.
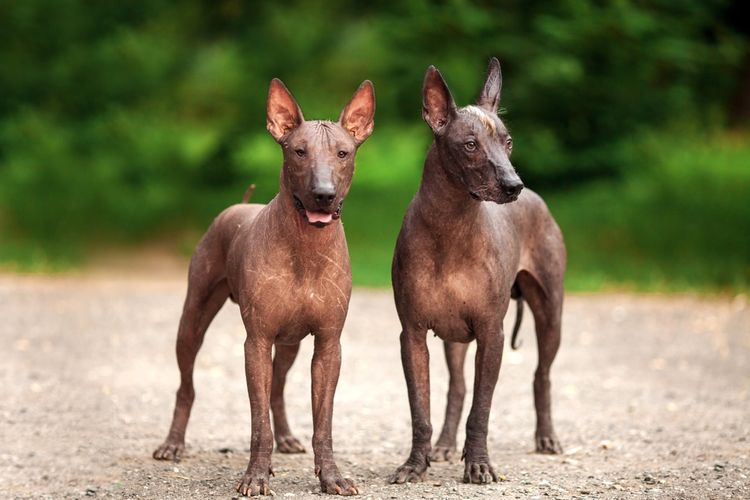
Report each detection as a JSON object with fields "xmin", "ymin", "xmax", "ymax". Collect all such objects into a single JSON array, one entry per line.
[
  {"xmin": 293, "ymin": 196, "xmax": 343, "ymax": 226},
  {"xmin": 306, "ymin": 211, "xmax": 333, "ymax": 224},
  {"xmin": 469, "ymin": 190, "xmax": 519, "ymax": 204}
]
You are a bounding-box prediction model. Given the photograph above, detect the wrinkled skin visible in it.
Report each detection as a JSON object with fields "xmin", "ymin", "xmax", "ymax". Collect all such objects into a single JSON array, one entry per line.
[
  {"xmin": 153, "ymin": 78, "xmax": 374, "ymax": 497},
  {"xmin": 389, "ymin": 58, "xmax": 565, "ymax": 486}
]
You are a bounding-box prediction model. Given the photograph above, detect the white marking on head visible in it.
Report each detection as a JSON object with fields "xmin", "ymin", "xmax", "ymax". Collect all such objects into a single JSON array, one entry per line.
[{"xmin": 462, "ymin": 105, "xmax": 497, "ymax": 135}]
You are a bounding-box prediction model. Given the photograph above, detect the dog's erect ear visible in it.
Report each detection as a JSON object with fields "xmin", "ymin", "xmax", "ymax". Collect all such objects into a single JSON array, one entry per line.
[
  {"xmin": 339, "ymin": 80, "xmax": 376, "ymax": 144},
  {"xmin": 267, "ymin": 78, "xmax": 304, "ymax": 142},
  {"xmin": 477, "ymin": 57, "xmax": 502, "ymax": 113},
  {"xmin": 422, "ymin": 66, "xmax": 456, "ymax": 134}
]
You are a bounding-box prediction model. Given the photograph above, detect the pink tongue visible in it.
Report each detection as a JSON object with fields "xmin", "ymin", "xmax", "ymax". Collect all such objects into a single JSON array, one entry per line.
[{"xmin": 305, "ymin": 210, "xmax": 333, "ymax": 224}]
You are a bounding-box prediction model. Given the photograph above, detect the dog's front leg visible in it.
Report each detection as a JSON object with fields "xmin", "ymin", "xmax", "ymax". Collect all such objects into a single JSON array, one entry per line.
[
  {"xmin": 389, "ymin": 327, "xmax": 431, "ymax": 484},
  {"xmin": 311, "ymin": 334, "xmax": 358, "ymax": 495},
  {"xmin": 462, "ymin": 321, "xmax": 503, "ymax": 484},
  {"xmin": 431, "ymin": 341, "xmax": 470, "ymax": 462},
  {"xmin": 237, "ymin": 336, "xmax": 274, "ymax": 497}
]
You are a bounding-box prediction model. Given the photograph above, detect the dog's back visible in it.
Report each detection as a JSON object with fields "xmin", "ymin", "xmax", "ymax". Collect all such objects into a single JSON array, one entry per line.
[
  {"xmin": 486, "ymin": 188, "xmax": 566, "ymax": 284},
  {"xmin": 186, "ymin": 201, "xmax": 266, "ymax": 287}
]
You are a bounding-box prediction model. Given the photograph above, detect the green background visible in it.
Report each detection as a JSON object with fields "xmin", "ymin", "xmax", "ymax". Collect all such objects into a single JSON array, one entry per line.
[{"xmin": 1, "ymin": 0, "xmax": 749, "ymax": 291}]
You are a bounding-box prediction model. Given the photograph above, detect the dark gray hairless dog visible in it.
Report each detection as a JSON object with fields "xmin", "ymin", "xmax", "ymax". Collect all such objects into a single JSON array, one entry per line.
[
  {"xmin": 389, "ymin": 58, "xmax": 565, "ymax": 485},
  {"xmin": 153, "ymin": 78, "xmax": 375, "ymax": 497}
]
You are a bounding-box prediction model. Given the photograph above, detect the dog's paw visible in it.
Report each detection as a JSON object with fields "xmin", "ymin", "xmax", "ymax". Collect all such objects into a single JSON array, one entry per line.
[
  {"xmin": 463, "ymin": 460, "xmax": 497, "ymax": 484},
  {"xmin": 388, "ymin": 461, "xmax": 428, "ymax": 484},
  {"xmin": 236, "ymin": 468, "xmax": 273, "ymax": 497},
  {"xmin": 319, "ymin": 474, "xmax": 358, "ymax": 496},
  {"xmin": 429, "ymin": 444, "xmax": 457, "ymax": 462},
  {"xmin": 535, "ymin": 433, "xmax": 563, "ymax": 454},
  {"xmin": 152, "ymin": 440, "xmax": 185, "ymax": 461},
  {"xmin": 275, "ymin": 434, "xmax": 306, "ymax": 454}
]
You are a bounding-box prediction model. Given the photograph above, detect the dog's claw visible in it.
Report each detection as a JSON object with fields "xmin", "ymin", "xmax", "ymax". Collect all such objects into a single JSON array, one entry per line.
[
  {"xmin": 236, "ymin": 469, "xmax": 272, "ymax": 497},
  {"xmin": 388, "ymin": 462, "xmax": 428, "ymax": 484},
  {"xmin": 320, "ymin": 473, "xmax": 358, "ymax": 496},
  {"xmin": 463, "ymin": 460, "xmax": 497, "ymax": 484},
  {"xmin": 535, "ymin": 434, "xmax": 563, "ymax": 454},
  {"xmin": 275, "ymin": 434, "xmax": 306, "ymax": 454},
  {"xmin": 152, "ymin": 441, "xmax": 185, "ymax": 461},
  {"xmin": 429, "ymin": 445, "xmax": 456, "ymax": 462}
]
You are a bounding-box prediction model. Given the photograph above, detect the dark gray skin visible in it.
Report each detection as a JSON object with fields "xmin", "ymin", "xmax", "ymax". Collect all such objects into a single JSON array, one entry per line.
[
  {"xmin": 152, "ymin": 78, "xmax": 376, "ymax": 497},
  {"xmin": 389, "ymin": 58, "xmax": 565, "ymax": 485}
]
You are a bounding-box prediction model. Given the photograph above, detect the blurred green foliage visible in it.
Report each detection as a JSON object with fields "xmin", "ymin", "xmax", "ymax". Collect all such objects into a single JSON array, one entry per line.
[
  {"xmin": 0, "ymin": 0, "xmax": 748, "ymax": 291},
  {"xmin": 549, "ymin": 131, "xmax": 750, "ymax": 292}
]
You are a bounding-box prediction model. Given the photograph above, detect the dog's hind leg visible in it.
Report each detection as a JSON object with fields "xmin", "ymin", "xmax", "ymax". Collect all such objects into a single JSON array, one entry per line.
[
  {"xmin": 430, "ymin": 341, "xmax": 469, "ymax": 462},
  {"xmin": 153, "ymin": 251, "xmax": 230, "ymax": 461},
  {"xmin": 516, "ymin": 269, "xmax": 563, "ymax": 454},
  {"xmin": 271, "ymin": 343, "xmax": 306, "ymax": 453}
]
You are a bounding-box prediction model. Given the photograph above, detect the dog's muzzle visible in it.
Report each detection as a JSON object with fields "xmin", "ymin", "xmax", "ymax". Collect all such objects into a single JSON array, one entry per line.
[
  {"xmin": 293, "ymin": 195, "xmax": 344, "ymax": 226},
  {"xmin": 469, "ymin": 182, "xmax": 523, "ymax": 204}
]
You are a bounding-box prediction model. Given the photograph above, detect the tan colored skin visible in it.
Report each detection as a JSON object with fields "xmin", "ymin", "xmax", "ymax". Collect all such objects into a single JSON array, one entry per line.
[
  {"xmin": 152, "ymin": 79, "xmax": 375, "ymax": 497},
  {"xmin": 389, "ymin": 59, "xmax": 565, "ymax": 485}
]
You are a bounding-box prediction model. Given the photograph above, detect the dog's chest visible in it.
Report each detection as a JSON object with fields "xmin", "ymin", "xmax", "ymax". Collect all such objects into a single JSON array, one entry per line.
[
  {"xmin": 398, "ymin": 236, "xmax": 506, "ymax": 337},
  {"xmin": 240, "ymin": 263, "xmax": 351, "ymax": 341}
]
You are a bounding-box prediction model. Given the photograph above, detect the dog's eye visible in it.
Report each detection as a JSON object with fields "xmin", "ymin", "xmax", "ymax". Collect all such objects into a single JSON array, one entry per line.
[
  {"xmin": 337, "ymin": 150, "xmax": 348, "ymax": 159},
  {"xmin": 506, "ymin": 137, "xmax": 513, "ymax": 149},
  {"xmin": 464, "ymin": 141, "xmax": 477, "ymax": 152},
  {"xmin": 294, "ymin": 149, "xmax": 306, "ymax": 158}
]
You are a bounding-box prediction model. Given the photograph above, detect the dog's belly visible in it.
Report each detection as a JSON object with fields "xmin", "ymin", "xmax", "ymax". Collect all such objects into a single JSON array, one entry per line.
[
  {"xmin": 416, "ymin": 295, "xmax": 482, "ymax": 343},
  {"xmin": 431, "ymin": 318, "xmax": 475, "ymax": 343}
]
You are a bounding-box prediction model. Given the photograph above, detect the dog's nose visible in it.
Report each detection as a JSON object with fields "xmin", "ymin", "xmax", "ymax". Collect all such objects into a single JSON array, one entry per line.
[
  {"xmin": 503, "ymin": 181, "xmax": 524, "ymax": 198},
  {"xmin": 312, "ymin": 185, "xmax": 336, "ymax": 208}
]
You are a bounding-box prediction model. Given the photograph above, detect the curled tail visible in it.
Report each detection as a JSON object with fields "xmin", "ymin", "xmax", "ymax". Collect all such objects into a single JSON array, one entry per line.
[
  {"xmin": 510, "ymin": 282, "xmax": 524, "ymax": 350},
  {"xmin": 242, "ymin": 183, "xmax": 256, "ymax": 203}
]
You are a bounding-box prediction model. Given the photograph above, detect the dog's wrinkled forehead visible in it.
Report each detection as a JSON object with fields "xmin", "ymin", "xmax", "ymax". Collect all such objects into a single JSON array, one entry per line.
[
  {"xmin": 457, "ymin": 105, "xmax": 506, "ymax": 136},
  {"xmin": 288, "ymin": 120, "xmax": 355, "ymax": 147}
]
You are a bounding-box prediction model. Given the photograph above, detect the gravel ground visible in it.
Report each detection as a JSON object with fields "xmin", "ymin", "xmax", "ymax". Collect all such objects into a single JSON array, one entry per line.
[{"xmin": 1, "ymin": 274, "xmax": 749, "ymax": 499}]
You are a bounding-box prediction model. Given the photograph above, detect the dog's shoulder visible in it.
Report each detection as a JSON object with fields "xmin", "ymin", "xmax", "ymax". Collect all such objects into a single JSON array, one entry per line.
[{"xmin": 208, "ymin": 203, "xmax": 267, "ymax": 242}]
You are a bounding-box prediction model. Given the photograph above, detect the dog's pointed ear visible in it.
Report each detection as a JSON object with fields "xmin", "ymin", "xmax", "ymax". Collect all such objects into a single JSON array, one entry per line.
[
  {"xmin": 267, "ymin": 78, "xmax": 304, "ymax": 142},
  {"xmin": 339, "ymin": 80, "xmax": 376, "ymax": 144},
  {"xmin": 423, "ymin": 65, "xmax": 456, "ymax": 134},
  {"xmin": 477, "ymin": 57, "xmax": 502, "ymax": 113}
]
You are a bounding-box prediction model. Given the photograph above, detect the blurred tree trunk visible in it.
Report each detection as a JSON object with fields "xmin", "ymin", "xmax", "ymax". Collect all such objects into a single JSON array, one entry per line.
[
  {"xmin": 728, "ymin": 0, "xmax": 750, "ymax": 126},
  {"xmin": 729, "ymin": 52, "xmax": 750, "ymax": 126}
]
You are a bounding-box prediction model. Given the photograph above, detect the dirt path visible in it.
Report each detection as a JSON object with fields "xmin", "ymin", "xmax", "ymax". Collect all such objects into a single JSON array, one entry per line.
[{"xmin": 1, "ymin": 275, "xmax": 749, "ymax": 499}]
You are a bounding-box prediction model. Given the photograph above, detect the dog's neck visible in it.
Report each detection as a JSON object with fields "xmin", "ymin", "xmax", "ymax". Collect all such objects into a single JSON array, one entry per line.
[
  {"xmin": 416, "ymin": 143, "xmax": 482, "ymax": 230},
  {"xmin": 267, "ymin": 178, "xmax": 345, "ymax": 253}
]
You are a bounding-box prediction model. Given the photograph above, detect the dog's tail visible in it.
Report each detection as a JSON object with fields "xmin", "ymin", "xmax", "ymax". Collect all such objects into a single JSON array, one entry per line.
[
  {"xmin": 242, "ymin": 184, "xmax": 256, "ymax": 203},
  {"xmin": 510, "ymin": 283, "xmax": 524, "ymax": 350}
]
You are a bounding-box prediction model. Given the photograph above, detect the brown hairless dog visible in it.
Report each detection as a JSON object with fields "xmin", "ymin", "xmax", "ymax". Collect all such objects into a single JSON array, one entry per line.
[
  {"xmin": 153, "ymin": 78, "xmax": 375, "ymax": 497},
  {"xmin": 389, "ymin": 58, "xmax": 565, "ymax": 485}
]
